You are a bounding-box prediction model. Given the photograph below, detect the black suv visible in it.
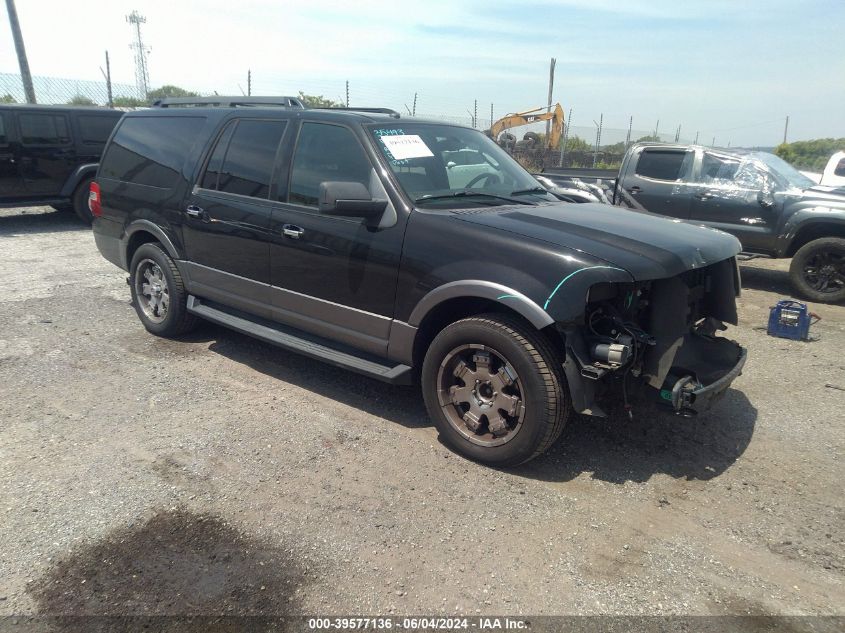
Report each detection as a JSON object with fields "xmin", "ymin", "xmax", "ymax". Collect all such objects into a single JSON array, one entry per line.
[
  {"xmin": 0, "ymin": 104, "xmax": 123, "ymax": 223},
  {"xmin": 92, "ymin": 99, "xmax": 747, "ymax": 466}
]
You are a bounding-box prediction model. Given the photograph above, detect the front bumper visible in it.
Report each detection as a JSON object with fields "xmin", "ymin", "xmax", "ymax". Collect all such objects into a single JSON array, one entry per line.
[{"xmin": 661, "ymin": 336, "xmax": 747, "ymax": 414}]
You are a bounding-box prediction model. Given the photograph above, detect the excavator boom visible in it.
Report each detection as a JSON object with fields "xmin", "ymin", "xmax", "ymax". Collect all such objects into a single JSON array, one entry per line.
[{"xmin": 489, "ymin": 103, "xmax": 565, "ymax": 150}]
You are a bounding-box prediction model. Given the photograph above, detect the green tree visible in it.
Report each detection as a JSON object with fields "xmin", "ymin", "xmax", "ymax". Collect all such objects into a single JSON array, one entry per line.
[
  {"xmin": 67, "ymin": 94, "xmax": 96, "ymax": 106},
  {"xmin": 146, "ymin": 85, "xmax": 200, "ymax": 101},
  {"xmin": 775, "ymin": 138, "xmax": 845, "ymax": 171},
  {"xmin": 297, "ymin": 91, "xmax": 343, "ymax": 108},
  {"xmin": 112, "ymin": 95, "xmax": 146, "ymax": 107},
  {"xmin": 1, "ymin": 93, "xmax": 16, "ymax": 103}
]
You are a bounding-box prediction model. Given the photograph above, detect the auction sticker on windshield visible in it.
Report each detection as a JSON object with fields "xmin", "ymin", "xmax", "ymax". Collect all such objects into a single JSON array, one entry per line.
[{"xmin": 378, "ymin": 135, "xmax": 434, "ymax": 160}]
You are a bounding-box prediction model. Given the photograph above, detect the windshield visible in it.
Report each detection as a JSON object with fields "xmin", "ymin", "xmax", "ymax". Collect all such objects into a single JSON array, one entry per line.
[
  {"xmin": 749, "ymin": 152, "xmax": 815, "ymax": 190},
  {"xmin": 367, "ymin": 123, "xmax": 554, "ymax": 207}
]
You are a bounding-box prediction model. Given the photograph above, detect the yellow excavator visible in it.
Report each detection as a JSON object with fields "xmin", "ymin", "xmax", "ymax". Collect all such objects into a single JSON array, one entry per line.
[{"xmin": 488, "ymin": 103, "xmax": 565, "ymax": 150}]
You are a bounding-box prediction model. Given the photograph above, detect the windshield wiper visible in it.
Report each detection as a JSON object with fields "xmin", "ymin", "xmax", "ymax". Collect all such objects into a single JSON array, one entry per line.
[
  {"xmin": 414, "ymin": 190, "xmax": 534, "ymax": 205},
  {"xmin": 510, "ymin": 186, "xmax": 549, "ymax": 196}
]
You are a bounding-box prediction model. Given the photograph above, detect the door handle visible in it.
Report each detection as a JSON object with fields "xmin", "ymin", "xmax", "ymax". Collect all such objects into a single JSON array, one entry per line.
[
  {"xmin": 694, "ymin": 192, "xmax": 713, "ymax": 200},
  {"xmin": 282, "ymin": 224, "xmax": 304, "ymax": 239},
  {"xmin": 185, "ymin": 205, "xmax": 204, "ymax": 218},
  {"xmin": 628, "ymin": 186, "xmax": 641, "ymax": 194}
]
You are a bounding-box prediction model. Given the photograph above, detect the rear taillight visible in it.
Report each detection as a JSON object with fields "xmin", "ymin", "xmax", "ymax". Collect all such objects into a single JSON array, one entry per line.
[{"xmin": 89, "ymin": 181, "xmax": 102, "ymax": 217}]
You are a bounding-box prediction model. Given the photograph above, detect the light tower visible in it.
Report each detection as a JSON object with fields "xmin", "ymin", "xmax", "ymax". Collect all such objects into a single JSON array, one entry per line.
[{"xmin": 127, "ymin": 11, "xmax": 150, "ymax": 99}]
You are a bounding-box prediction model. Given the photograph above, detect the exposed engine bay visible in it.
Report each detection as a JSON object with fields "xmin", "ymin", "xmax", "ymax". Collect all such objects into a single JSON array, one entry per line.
[{"xmin": 561, "ymin": 257, "xmax": 747, "ymax": 417}]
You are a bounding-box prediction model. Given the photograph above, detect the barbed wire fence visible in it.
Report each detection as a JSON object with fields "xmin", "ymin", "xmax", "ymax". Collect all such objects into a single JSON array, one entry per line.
[{"xmin": 1, "ymin": 71, "xmax": 720, "ymax": 169}]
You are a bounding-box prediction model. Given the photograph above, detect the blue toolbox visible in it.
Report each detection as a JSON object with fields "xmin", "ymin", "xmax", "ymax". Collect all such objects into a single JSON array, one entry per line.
[{"xmin": 767, "ymin": 300, "xmax": 819, "ymax": 341}]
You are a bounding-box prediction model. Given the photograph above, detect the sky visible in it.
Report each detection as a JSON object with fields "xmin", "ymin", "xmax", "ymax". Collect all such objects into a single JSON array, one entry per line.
[{"xmin": 1, "ymin": 0, "xmax": 843, "ymax": 147}]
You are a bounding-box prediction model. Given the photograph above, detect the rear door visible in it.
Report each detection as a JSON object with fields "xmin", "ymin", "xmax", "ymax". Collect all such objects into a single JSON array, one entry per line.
[
  {"xmin": 0, "ymin": 110, "xmax": 20, "ymax": 197},
  {"xmin": 17, "ymin": 111, "xmax": 75, "ymax": 196},
  {"xmin": 182, "ymin": 116, "xmax": 288, "ymax": 318},
  {"xmin": 620, "ymin": 147, "xmax": 693, "ymax": 218}
]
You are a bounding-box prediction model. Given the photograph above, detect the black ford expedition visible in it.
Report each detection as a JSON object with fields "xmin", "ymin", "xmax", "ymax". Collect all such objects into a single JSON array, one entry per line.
[
  {"xmin": 0, "ymin": 104, "xmax": 123, "ymax": 223},
  {"xmin": 92, "ymin": 99, "xmax": 747, "ymax": 466}
]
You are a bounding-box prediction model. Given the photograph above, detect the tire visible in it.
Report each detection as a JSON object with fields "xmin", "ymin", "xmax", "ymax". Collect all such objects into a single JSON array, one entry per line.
[
  {"xmin": 129, "ymin": 243, "xmax": 198, "ymax": 337},
  {"xmin": 788, "ymin": 237, "xmax": 845, "ymax": 303},
  {"xmin": 421, "ymin": 313, "xmax": 569, "ymax": 467},
  {"xmin": 51, "ymin": 203, "xmax": 74, "ymax": 213},
  {"xmin": 72, "ymin": 177, "xmax": 94, "ymax": 225}
]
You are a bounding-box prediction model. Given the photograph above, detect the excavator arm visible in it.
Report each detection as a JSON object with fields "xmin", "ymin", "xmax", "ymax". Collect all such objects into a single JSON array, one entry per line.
[{"xmin": 489, "ymin": 103, "xmax": 565, "ymax": 150}]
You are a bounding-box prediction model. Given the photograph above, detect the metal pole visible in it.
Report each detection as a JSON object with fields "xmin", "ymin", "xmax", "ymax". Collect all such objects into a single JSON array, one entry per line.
[
  {"xmin": 694, "ymin": 131, "xmax": 699, "ymax": 144},
  {"xmin": 712, "ymin": 136, "xmax": 716, "ymax": 147},
  {"xmin": 545, "ymin": 57, "xmax": 556, "ymax": 138},
  {"xmin": 105, "ymin": 51, "xmax": 112, "ymax": 107},
  {"xmin": 654, "ymin": 119, "xmax": 660, "ymax": 139},
  {"xmin": 593, "ymin": 114, "xmax": 602, "ymax": 168},
  {"xmin": 5, "ymin": 0, "xmax": 36, "ymax": 103},
  {"xmin": 675, "ymin": 124, "xmax": 681, "ymax": 142},
  {"xmin": 559, "ymin": 108, "xmax": 571, "ymax": 167},
  {"xmin": 490, "ymin": 103, "xmax": 493, "ymax": 130},
  {"xmin": 782, "ymin": 115, "xmax": 789, "ymax": 144},
  {"xmin": 412, "ymin": 92, "xmax": 417, "ymax": 116},
  {"xmin": 625, "ymin": 115, "xmax": 632, "ymax": 149},
  {"xmin": 345, "ymin": 80, "xmax": 349, "ymax": 107},
  {"xmin": 474, "ymin": 99, "xmax": 478, "ymax": 128},
  {"xmin": 247, "ymin": 69, "xmax": 251, "ymax": 96}
]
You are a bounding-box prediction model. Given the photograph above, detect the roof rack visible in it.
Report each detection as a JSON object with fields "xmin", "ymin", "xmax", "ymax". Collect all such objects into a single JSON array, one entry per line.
[
  {"xmin": 313, "ymin": 106, "xmax": 401, "ymax": 119},
  {"xmin": 151, "ymin": 96, "xmax": 306, "ymax": 109}
]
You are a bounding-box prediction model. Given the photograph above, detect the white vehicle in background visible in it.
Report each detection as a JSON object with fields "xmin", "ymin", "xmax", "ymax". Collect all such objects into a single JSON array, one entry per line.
[{"xmin": 819, "ymin": 151, "xmax": 845, "ymax": 187}]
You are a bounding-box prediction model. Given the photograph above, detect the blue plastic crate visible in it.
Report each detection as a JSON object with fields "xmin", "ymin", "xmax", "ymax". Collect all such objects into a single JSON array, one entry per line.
[{"xmin": 767, "ymin": 300, "xmax": 813, "ymax": 341}]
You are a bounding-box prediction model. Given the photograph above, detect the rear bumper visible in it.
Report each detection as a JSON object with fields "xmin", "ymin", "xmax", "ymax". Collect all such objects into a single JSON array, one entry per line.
[
  {"xmin": 92, "ymin": 218, "xmax": 125, "ymax": 270},
  {"xmin": 665, "ymin": 340, "xmax": 747, "ymax": 414}
]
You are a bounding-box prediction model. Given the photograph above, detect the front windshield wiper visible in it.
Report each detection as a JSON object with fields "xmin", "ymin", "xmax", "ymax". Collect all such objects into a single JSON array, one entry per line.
[
  {"xmin": 510, "ymin": 186, "xmax": 549, "ymax": 196},
  {"xmin": 414, "ymin": 190, "xmax": 535, "ymax": 205}
]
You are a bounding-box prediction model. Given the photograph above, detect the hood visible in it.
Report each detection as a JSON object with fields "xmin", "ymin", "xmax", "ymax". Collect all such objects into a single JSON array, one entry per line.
[{"xmin": 452, "ymin": 203, "xmax": 742, "ymax": 280}]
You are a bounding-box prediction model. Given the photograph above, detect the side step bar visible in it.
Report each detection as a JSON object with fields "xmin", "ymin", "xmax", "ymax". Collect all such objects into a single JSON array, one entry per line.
[{"xmin": 187, "ymin": 296, "xmax": 413, "ymax": 385}]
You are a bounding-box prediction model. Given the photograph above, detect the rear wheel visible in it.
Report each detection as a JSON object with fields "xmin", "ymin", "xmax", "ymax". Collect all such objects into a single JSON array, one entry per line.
[
  {"xmin": 129, "ymin": 243, "xmax": 197, "ymax": 337},
  {"xmin": 72, "ymin": 177, "xmax": 94, "ymax": 225},
  {"xmin": 422, "ymin": 314, "xmax": 569, "ymax": 467},
  {"xmin": 789, "ymin": 237, "xmax": 845, "ymax": 303}
]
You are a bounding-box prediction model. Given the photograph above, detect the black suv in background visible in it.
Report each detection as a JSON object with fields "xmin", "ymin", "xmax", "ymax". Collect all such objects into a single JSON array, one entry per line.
[
  {"xmin": 0, "ymin": 104, "xmax": 124, "ymax": 223},
  {"xmin": 91, "ymin": 99, "xmax": 747, "ymax": 466}
]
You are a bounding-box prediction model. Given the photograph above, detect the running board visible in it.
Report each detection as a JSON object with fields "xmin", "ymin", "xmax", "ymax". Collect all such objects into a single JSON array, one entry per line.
[{"xmin": 187, "ymin": 296, "xmax": 413, "ymax": 385}]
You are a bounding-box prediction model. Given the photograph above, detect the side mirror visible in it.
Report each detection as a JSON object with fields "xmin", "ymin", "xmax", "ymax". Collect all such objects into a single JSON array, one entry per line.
[
  {"xmin": 757, "ymin": 188, "xmax": 775, "ymax": 209},
  {"xmin": 318, "ymin": 181, "xmax": 387, "ymax": 221}
]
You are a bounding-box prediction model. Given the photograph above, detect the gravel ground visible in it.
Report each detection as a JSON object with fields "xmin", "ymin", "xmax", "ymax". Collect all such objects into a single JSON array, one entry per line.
[{"xmin": 0, "ymin": 206, "xmax": 842, "ymax": 618}]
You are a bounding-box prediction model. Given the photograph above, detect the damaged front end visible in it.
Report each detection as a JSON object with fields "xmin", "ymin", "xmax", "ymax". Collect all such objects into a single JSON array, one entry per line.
[{"xmin": 561, "ymin": 257, "xmax": 746, "ymax": 417}]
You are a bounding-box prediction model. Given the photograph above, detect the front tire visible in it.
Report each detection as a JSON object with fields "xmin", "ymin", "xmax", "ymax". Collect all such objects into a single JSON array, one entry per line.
[
  {"xmin": 421, "ymin": 314, "xmax": 569, "ymax": 467},
  {"xmin": 129, "ymin": 243, "xmax": 197, "ymax": 337},
  {"xmin": 788, "ymin": 237, "xmax": 845, "ymax": 303}
]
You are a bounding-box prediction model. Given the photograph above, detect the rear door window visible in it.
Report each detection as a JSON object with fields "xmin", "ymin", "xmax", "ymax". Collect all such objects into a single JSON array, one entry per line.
[
  {"xmin": 100, "ymin": 116, "xmax": 206, "ymax": 187},
  {"xmin": 635, "ymin": 149, "xmax": 689, "ymax": 181},
  {"xmin": 212, "ymin": 119, "xmax": 287, "ymax": 199},
  {"xmin": 77, "ymin": 115, "xmax": 120, "ymax": 145},
  {"xmin": 19, "ymin": 113, "xmax": 71, "ymax": 145}
]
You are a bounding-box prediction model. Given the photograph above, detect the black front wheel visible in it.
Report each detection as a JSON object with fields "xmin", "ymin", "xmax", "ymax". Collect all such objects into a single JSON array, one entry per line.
[
  {"xmin": 421, "ymin": 314, "xmax": 569, "ymax": 467},
  {"xmin": 788, "ymin": 237, "xmax": 845, "ymax": 303}
]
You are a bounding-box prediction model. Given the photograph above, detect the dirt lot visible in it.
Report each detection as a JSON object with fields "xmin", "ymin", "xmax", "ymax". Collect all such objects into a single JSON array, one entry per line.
[{"xmin": 0, "ymin": 206, "xmax": 843, "ymax": 618}]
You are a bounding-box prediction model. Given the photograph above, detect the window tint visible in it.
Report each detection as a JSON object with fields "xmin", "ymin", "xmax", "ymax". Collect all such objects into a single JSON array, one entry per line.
[
  {"xmin": 635, "ymin": 150, "xmax": 687, "ymax": 181},
  {"xmin": 0, "ymin": 114, "xmax": 7, "ymax": 144},
  {"xmin": 214, "ymin": 119, "xmax": 286, "ymax": 198},
  {"xmin": 77, "ymin": 115, "xmax": 120, "ymax": 144},
  {"xmin": 200, "ymin": 121, "xmax": 236, "ymax": 190},
  {"xmin": 19, "ymin": 114, "xmax": 70, "ymax": 145},
  {"xmin": 100, "ymin": 116, "xmax": 205, "ymax": 187},
  {"xmin": 835, "ymin": 158, "xmax": 845, "ymax": 177},
  {"xmin": 289, "ymin": 123, "xmax": 372, "ymax": 207}
]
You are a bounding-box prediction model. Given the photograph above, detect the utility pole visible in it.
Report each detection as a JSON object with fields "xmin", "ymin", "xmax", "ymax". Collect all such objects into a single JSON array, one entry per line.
[
  {"xmin": 654, "ymin": 119, "xmax": 660, "ymax": 139},
  {"xmin": 783, "ymin": 115, "xmax": 789, "ymax": 145},
  {"xmin": 625, "ymin": 116, "xmax": 633, "ymax": 149},
  {"xmin": 127, "ymin": 11, "xmax": 150, "ymax": 99},
  {"xmin": 5, "ymin": 0, "xmax": 36, "ymax": 103},
  {"xmin": 247, "ymin": 69, "xmax": 251, "ymax": 96},
  {"xmin": 694, "ymin": 131, "xmax": 699, "ymax": 144},
  {"xmin": 675, "ymin": 124, "xmax": 681, "ymax": 142},
  {"xmin": 545, "ymin": 57, "xmax": 556, "ymax": 138},
  {"xmin": 474, "ymin": 99, "xmax": 478, "ymax": 129},
  {"xmin": 345, "ymin": 80, "xmax": 349, "ymax": 107},
  {"xmin": 490, "ymin": 103, "xmax": 494, "ymax": 130},
  {"xmin": 412, "ymin": 92, "xmax": 417, "ymax": 116},
  {"xmin": 711, "ymin": 136, "xmax": 716, "ymax": 147},
  {"xmin": 99, "ymin": 51, "xmax": 113, "ymax": 108},
  {"xmin": 559, "ymin": 108, "xmax": 572, "ymax": 167}
]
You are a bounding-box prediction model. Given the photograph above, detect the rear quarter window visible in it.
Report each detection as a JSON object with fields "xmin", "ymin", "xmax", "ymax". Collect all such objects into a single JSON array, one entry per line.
[
  {"xmin": 835, "ymin": 158, "xmax": 845, "ymax": 178},
  {"xmin": 100, "ymin": 115, "xmax": 206, "ymax": 188},
  {"xmin": 77, "ymin": 115, "xmax": 121, "ymax": 145}
]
